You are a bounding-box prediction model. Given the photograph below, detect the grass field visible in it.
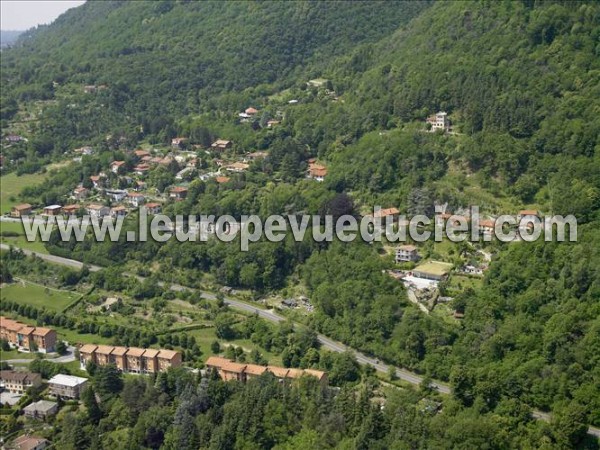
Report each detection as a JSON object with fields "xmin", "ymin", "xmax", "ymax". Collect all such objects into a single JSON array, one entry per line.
[
  {"xmin": 0, "ymin": 349, "xmax": 38, "ymax": 361},
  {"xmin": 187, "ymin": 327, "xmax": 283, "ymax": 366},
  {"xmin": 0, "ymin": 171, "xmax": 47, "ymax": 214},
  {"xmin": 447, "ymin": 274, "xmax": 483, "ymax": 292},
  {"xmin": 0, "ymin": 220, "xmax": 49, "ymax": 253},
  {"xmin": 1, "ymin": 280, "xmax": 79, "ymax": 312}
]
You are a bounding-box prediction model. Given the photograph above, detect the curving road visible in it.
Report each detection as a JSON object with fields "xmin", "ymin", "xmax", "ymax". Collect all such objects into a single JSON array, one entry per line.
[{"xmin": 1, "ymin": 243, "xmax": 598, "ymax": 438}]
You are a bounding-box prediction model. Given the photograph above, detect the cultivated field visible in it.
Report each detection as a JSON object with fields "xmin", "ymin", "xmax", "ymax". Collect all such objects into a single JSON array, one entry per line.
[{"xmin": 1, "ymin": 279, "xmax": 79, "ymax": 312}]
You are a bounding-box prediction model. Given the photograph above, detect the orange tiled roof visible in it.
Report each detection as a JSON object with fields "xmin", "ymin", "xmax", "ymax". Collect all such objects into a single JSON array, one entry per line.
[
  {"xmin": 18, "ymin": 326, "xmax": 35, "ymax": 335},
  {"xmin": 157, "ymin": 349, "xmax": 180, "ymax": 360},
  {"xmin": 303, "ymin": 369, "xmax": 327, "ymax": 381},
  {"xmin": 143, "ymin": 349, "xmax": 160, "ymax": 358},
  {"xmin": 95, "ymin": 345, "xmax": 115, "ymax": 355},
  {"xmin": 79, "ymin": 344, "xmax": 97, "ymax": 354},
  {"xmin": 32, "ymin": 327, "xmax": 54, "ymax": 337},
  {"xmin": 205, "ymin": 356, "xmax": 232, "ymax": 368},
  {"xmin": 111, "ymin": 346, "xmax": 128, "ymax": 356},
  {"xmin": 244, "ymin": 364, "xmax": 268, "ymax": 376},
  {"xmin": 267, "ymin": 366, "xmax": 290, "ymax": 378},
  {"xmin": 126, "ymin": 347, "xmax": 146, "ymax": 357}
]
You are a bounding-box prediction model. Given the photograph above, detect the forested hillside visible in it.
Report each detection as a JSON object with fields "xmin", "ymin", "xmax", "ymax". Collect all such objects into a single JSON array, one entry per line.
[
  {"xmin": 1, "ymin": 1, "xmax": 428, "ymax": 119},
  {"xmin": 1, "ymin": 1, "xmax": 600, "ymax": 448}
]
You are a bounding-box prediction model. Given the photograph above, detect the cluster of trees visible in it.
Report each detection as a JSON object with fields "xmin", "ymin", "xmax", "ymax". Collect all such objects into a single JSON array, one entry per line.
[{"xmin": 26, "ymin": 363, "xmax": 593, "ymax": 450}]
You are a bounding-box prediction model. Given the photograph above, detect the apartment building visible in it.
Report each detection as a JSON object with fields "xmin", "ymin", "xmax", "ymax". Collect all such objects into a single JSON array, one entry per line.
[
  {"xmin": 205, "ymin": 357, "xmax": 328, "ymax": 386},
  {"xmin": 0, "ymin": 316, "xmax": 57, "ymax": 353},
  {"xmin": 48, "ymin": 374, "xmax": 88, "ymax": 399},
  {"xmin": 0, "ymin": 370, "xmax": 42, "ymax": 394},
  {"xmin": 79, "ymin": 344, "xmax": 181, "ymax": 374}
]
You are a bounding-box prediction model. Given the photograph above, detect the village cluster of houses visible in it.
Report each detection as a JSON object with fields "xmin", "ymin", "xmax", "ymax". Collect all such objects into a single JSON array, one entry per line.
[
  {"xmin": 205, "ymin": 356, "xmax": 328, "ymax": 386},
  {"xmin": 237, "ymin": 106, "xmax": 281, "ymax": 128},
  {"xmin": 78, "ymin": 344, "xmax": 182, "ymax": 374},
  {"xmin": 0, "ymin": 316, "xmax": 57, "ymax": 353}
]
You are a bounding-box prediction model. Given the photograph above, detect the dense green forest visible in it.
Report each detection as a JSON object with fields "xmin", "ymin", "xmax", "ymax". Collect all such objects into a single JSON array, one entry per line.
[{"xmin": 1, "ymin": 1, "xmax": 600, "ymax": 448}]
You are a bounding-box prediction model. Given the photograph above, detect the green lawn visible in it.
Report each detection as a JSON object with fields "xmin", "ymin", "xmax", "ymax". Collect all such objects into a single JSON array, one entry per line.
[
  {"xmin": 187, "ymin": 327, "xmax": 283, "ymax": 366},
  {"xmin": 0, "ymin": 220, "xmax": 49, "ymax": 254},
  {"xmin": 1, "ymin": 280, "xmax": 79, "ymax": 312},
  {"xmin": 0, "ymin": 171, "xmax": 47, "ymax": 214},
  {"xmin": 0, "ymin": 348, "xmax": 38, "ymax": 361},
  {"xmin": 447, "ymin": 274, "xmax": 483, "ymax": 293}
]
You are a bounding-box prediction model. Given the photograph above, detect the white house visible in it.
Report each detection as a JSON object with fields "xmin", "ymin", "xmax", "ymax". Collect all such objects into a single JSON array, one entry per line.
[
  {"xmin": 426, "ymin": 111, "xmax": 450, "ymax": 132},
  {"xmin": 86, "ymin": 204, "xmax": 110, "ymax": 218},
  {"xmin": 126, "ymin": 192, "xmax": 145, "ymax": 207},
  {"xmin": 105, "ymin": 189, "xmax": 128, "ymax": 202}
]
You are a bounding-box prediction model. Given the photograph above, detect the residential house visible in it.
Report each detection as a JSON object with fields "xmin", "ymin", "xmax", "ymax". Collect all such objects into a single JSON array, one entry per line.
[
  {"xmin": 308, "ymin": 162, "xmax": 327, "ymax": 182},
  {"xmin": 133, "ymin": 164, "xmax": 151, "ymax": 175},
  {"xmin": 245, "ymin": 151, "xmax": 268, "ymax": 161},
  {"xmin": 478, "ymin": 219, "xmax": 496, "ymax": 236},
  {"xmin": 0, "ymin": 371, "xmax": 42, "ymax": 394},
  {"xmin": 245, "ymin": 107, "xmax": 259, "ymax": 115},
  {"xmin": 43, "ymin": 205, "xmax": 62, "ymax": 216},
  {"xmin": 79, "ymin": 345, "xmax": 181, "ymax": 374},
  {"xmin": 1, "ymin": 317, "xmax": 24, "ymax": 346},
  {"xmin": 48, "ymin": 374, "xmax": 88, "ymax": 399},
  {"xmin": 243, "ymin": 364, "xmax": 268, "ymax": 380},
  {"xmin": 211, "ymin": 139, "xmax": 233, "ymax": 151},
  {"xmin": 134, "ymin": 149, "xmax": 151, "ymax": 158},
  {"xmin": 0, "ymin": 317, "xmax": 56, "ymax": 353},
  {"xmin": 16, "ymin": 326, "xmax": 35, "ymax": 351},
  {"xmin": 7, "ymin": 435, "xmax": 50, "ymax": 450},
  {"xmin": 89, "ymin": 175, "xmax": 105, "ymax": 189},
  {"xmin": 395, "ymin": 245, "xmax": 420, "ymax": 263},
  {"xmin": 62, "ymin": 204, "xmax": 80, "ymax": 217},
  {"xmin": 110, "ymin": 160, "xmax": 126, "ymax": 174},
  {"xmin": 125, "ymin": 347, "xmax": 146, "ymax": 373},
  {"xmin": 169, "ymin": 186, "xmax": 188, "ymax": 200},
  {"xmin": 126, "ymin": 192, "xmax": 145, "ymax": 207},
  {"xmin": 105, "ymin": 189, "xmax": 128, "ymax": 202},
  {"xmin": 144, "ymin": 202, "xmax": 162, "ymax": 215},
  {"xmin": 171, "ymin": 137, "xmax": 187, "ymax": 148},
  {"xmin": 225, "ymin": 162, "xmax": 249, "ymax": 173},
  {"xmin": 205, "ymin": 357, "xmax": 328, "ymax": 386},
  {"xmin": 111, "ymin": 346, "xmax": 128, "ymax": 371},
  {"xmin": 412, "ymin": 261, "xmax": 453, "ymax": 282},
  {"xmin": 111, "ymin": 206, "xmax": 128, "ymax": 218},
  {"xmin": 31, "ymin": 327, "xmax": 56, "ymax": 353},
  {"xmin": 157, "ymin": 349, "xmax": 182, "ymax": 372},
  {"xmin": 266, "ymin": 120, "xmax": 280, "ymax": 128},
  {"xmin": 215, "ymin": 176, "xmax": 231, "ymax": 184},
  {"xmin": 426, "ymin": 111, "xmax": 450, "ymax": 132},
  {"xmin": 142, "ymin": 348, "xmax": 160, "ymax": 373},
  {"xmin": 94, "ymin": 345, "xmax": 115, "ymax": 366},
  {"xmin": 23, "ymin": 400, "xmax": 58, "ymax": 420},
  {"xmin": 11, "ymin": 204, "xmax": 32, "ymax": 217},
  {"xmin": 175, "ymin": 167, "xmax": 194, "ymax": 180},
  {"xmin": 73, "ymin": 186, "xmax": 89, "ymax": 200},
  {"xmin": 86, "ymin": 204, "xmax": 110, "ymax": 218},
  {"xmin": 79, "ymin": 344, "xmax": 97, "ymax": 369}
]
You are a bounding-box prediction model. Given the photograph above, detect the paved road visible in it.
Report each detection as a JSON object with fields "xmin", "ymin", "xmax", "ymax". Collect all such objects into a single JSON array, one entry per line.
[
  {"xmin": 2, "ymin": 244, "xmax": 599, "ymax": 438},
  {"xmin": 2, "ymin": 345, "xmax": 76, "ymax": 364}
]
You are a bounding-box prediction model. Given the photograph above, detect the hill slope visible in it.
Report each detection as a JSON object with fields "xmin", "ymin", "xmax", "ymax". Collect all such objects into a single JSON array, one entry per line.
[{"xmin": 1, "ymin": 1, "xmax": 429, "ymax": 116}]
